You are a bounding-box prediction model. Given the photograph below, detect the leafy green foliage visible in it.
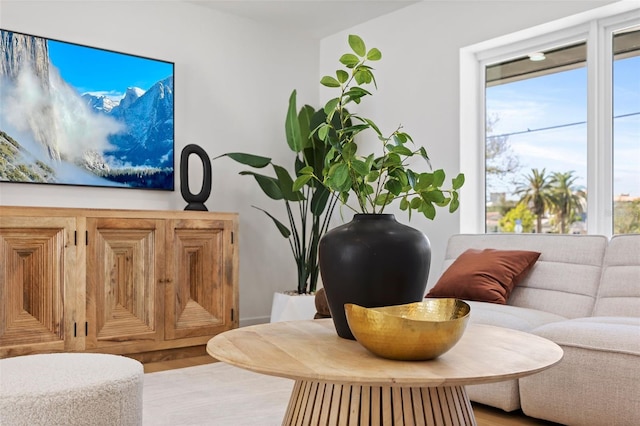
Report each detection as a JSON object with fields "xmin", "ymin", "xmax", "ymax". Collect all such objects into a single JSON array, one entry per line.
[
  {"xmin": 215, "ymin": 91, "xmax": 338, "ymax": 294},
  {"xmin": 303, "ymin": 34, "xmax": 465, "ymax": 219},
  {"xmin": 499, "ymin": 202, "xmax": 536, "ymax": 233}
]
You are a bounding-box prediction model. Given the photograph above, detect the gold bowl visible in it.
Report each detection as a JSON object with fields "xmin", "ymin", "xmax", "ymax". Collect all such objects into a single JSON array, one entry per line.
[{"xmin": 344, "ymin": 299, "xmax": 471, "ymax": 361}]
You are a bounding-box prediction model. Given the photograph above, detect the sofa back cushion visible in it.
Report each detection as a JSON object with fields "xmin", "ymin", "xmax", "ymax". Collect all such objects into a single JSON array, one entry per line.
[
  {"xmin": 438, "ymin": 234, "xmax": 608, "ymax": 318},
  {"xmin": 593, "ymin": 234, "xmax": 640, "ymax": 317}
]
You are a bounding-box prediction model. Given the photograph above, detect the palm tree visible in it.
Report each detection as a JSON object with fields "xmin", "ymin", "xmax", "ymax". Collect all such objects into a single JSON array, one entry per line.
[
  {"xmin": 515, "ymin": 168, "xmax": 554, "ymax": 233},
  {"xmin": 550, "ymin": 171, "xmax": 586, "ymax": 234}
]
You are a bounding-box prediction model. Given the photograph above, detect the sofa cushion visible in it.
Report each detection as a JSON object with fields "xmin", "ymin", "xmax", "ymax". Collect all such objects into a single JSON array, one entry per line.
[
  {"xmin": 593, "ymin": 234, "xmax": 640, "ymax": 317},
  {"xmin": 466, "ymin": 380, "xmax": 521, "ymax": 412},
  {"xmin": 520, "ymin": 317, "xmax": 640, "ymax": 425},
  {"xmin": 426, "ymin": 249, "xmax": 540, "ymax": 304},
  {"xmin": 436, "ymin": 234, "xmax": 608, "ymax": 318},
  {"xmin": 464, "ymin": 301, "xmax": 567, "ymax": 332},
  {"xmin": 531, "ymin": 316, "xmax": 640, "ymax": 355}
]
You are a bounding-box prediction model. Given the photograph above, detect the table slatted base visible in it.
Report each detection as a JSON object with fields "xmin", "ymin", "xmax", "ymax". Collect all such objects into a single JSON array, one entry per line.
[{"xmin": 284, "ymin": 380, "xmax": 477, "ymax": 426}]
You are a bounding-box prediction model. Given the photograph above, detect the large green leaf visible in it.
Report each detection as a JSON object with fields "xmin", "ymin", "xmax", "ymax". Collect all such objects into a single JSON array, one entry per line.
[
  {"xmin": 449, "ymin": 192, "xmax": 460, "ymax": 213},
  {"xmin": 367, "ymin": 47, "xmax": 382, "ymax": 61},
  {"xmin": 345, "ymin": 87, "xmax": 371, "ymax": 99},
  {"xmin": 433, "ymin": 169, "xmax": 446, "ymax": 187},
  {"xmin": 407, "ymin": 170, "xmax": 417, "ymax": 189},
  {"xmin": 273, "ymin": 165, "xmax": 304, "ymax": 201},
  {"xmin": 390, "ymin": 145, "xmax": 413, "ymax": 156},
  {"xmin": 382, "ymin": 153, "xmax": 402, "ymax": 167},
  {"xmin": 293, "ymin": 175, "xmax": 313, "ymax": 192},
  {"xmin": 390, "ymin": 169, "xmax": 409, "ymax": 187},
  {"xmin": 217, "ymin": 153, "xmax": 271, "ymax": 168},
  {"xmin": 253, "ymin": 206, "xmax": 291, "ymax": 238},
  {"xmin": 410, "ymin": 197, "xmax": 422, "ymax": 209},
  {"xmin": 342, "ymin": 142, "xmax": 357, "ymax": 160},
  {"xmin": 239, "ymin": 171, "xmax": 283, "ymax": 200},
  {"xmin": 332, "ymin": 163, "xmax": 350, "ymax": 187},
  {"xmin": 351, "ymin": 159, "xmax": 369, "ymax": 176},
  {"xmin": 452, "ymin": 173, "xmax": 465, "ymax": 190},
  {"xmin": 336, "ymin": 70, "xmax": 349, "ymax": 83},
  {"xmin": 285, "ymin": 90, "xmax": 302, "ymax": 152},
  {"xmin": 399, "ymin": 197, "xmax": 409, "ymax": 211},
  {"xmin": 416, "ymin": 172, "xmax": 434, "ymax": 190},
  {"xmin": 349, "ymin": 34, "xmax": 366, "ymax": 57},
  {"xmin": 318, "ymin": 124, "xmax": 330, "ymax": 141},
  {"xmin": 298, "ymin": 105, "xmax": 315, "ymax": 151},
  {"xmin": 324, "ymin": 98, "xmax": 340, "ymax": 115},
  {"xmin": 339, "ymin": 53, "xmax": 360, "ymax": 67},
  {"xmin": 385, "ymin": 179, "xmax": 403, "ymax": 196},
  {"xmin": 422, "ymin": 202, "xmax": 436, "ymax": 220},
  {"xmin": 321, "ymin": 76, "xmax": 341, "ymax": 88},
  {"xmin": 310, "ymin": 185, "xmax": 330, "ymax": 215},
  {"xmin": 354, "ymin": 69, "xmax": 371, "ymax": 85},
  {"xmin": 422, "ymin": 189, "xmax": 446, "ymax": 204}
]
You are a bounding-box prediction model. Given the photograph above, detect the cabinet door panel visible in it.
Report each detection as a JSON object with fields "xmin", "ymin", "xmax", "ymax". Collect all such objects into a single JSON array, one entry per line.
[
  {"xmin": 165, "ymin": 219, "xmax": 235, "ymax": 339},
  {"xmin": 0, "ymin": 218, "xmax": 74, "ymax": 354},
  {"xmin": 86, "ymin": 218, "xmax": 163, "ymax": 350}
]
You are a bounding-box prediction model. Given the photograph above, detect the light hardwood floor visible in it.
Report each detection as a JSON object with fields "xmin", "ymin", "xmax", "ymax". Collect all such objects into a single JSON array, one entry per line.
[{"xmin": 144, "ymin": 356, "xmax": 559, "ymax": 426}]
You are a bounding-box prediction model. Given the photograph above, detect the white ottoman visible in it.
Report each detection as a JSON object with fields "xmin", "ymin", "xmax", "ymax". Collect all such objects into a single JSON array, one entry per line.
[{"xmin": 0, "ymin": 353, "xmax": 143, "ymax": 426}]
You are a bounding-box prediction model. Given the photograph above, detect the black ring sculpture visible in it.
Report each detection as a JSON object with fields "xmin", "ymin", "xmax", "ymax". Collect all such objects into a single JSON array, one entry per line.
[{"xmin": 180, "ymin": 144, "xmax": 212, "ymax": 211}]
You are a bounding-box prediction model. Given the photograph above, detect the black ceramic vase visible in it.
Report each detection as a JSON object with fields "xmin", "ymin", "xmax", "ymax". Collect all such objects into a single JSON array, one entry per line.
[{"xmin": 319, "ymin": 214, "xmax": 431, "ymax": 339}]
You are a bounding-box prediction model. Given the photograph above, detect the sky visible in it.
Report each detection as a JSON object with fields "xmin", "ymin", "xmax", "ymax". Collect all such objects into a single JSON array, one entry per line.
[
  {"xmin": 486, "ymin": 54, "xmax": 640, "ymax": 200},
  {"xmin": 48, "ymin": 38, "xmax": 174, "ymax": 99}
]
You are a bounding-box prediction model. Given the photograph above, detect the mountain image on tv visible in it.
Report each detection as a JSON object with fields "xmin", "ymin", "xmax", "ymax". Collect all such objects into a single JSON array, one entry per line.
[{"xmin": 0, "ymin": 29, "xmax": 175, "ymax": 190}]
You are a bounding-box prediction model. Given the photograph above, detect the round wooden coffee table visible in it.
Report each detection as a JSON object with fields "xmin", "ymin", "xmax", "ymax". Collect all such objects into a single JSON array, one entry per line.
[{"xmin": 207, "ymin": 319, "xmax": 562, "ymax": 426}]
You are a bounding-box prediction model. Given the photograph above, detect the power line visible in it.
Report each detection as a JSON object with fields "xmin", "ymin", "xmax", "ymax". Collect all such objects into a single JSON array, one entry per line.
[{"xmin": 486, "ymin": 111, "xmax": 640, "ymax": 140}]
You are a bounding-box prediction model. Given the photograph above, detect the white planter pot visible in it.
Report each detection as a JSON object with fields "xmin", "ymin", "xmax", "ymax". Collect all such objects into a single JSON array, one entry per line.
[{"xmin": 269, "ymin": 292, "xmax": 317, "ymax": 323}]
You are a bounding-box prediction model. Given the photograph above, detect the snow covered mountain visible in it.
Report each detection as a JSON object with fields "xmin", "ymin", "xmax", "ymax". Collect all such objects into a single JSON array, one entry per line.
[
  {"xmin": 82, "ymin": 94, "xmax": 119, "ymax": 113},
  {"xmin": 84, "ymin": 77, "xmax": 174, "ymax": 169}
]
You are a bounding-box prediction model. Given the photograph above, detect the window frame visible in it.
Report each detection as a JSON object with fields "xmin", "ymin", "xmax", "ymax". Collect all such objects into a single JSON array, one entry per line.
[{"xmin": 459, "ymin": 3, "xmax": 640, "ymax": 237}]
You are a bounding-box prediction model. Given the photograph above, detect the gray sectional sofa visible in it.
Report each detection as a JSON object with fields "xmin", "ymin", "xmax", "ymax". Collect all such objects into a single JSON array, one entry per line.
[{"xmin": 434, "ymin": 233, "xmax": 639, "ymax": 426}]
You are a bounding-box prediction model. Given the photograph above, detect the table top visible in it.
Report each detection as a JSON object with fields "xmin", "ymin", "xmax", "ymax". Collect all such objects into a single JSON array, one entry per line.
[{"xmin": 207, "ymin": 319, "xmax": 563, "ymax": 387}]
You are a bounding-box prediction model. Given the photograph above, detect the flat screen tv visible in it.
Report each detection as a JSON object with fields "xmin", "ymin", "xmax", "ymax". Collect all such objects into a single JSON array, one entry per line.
[{"xmin": 0, "ymin": 29, "xmax": 175, "ymax": 190}]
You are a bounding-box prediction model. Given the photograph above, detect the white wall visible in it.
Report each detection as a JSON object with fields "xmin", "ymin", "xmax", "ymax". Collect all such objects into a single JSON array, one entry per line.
[
  {"xmin": 0, "ymin": 0, "xmax": 320, "ymax": 324},
  {"xmin": 0, "ymin": 0, "xmax": 616, "ymax": 324},
  {"xmin": 319, "ymin": 0, "xmax": 615, "ymax": 284}
]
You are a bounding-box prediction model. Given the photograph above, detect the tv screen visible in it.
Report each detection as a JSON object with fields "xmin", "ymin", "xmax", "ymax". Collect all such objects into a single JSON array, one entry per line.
[{"xmin": 0, "ymin": 29, "xmax": 175, "ymax": 190}]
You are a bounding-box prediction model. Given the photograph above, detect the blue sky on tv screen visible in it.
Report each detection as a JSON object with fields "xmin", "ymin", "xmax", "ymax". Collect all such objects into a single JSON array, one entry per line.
[{"xmin": 48, "ymin": 40, "xmax": 173, "ymax": 97}]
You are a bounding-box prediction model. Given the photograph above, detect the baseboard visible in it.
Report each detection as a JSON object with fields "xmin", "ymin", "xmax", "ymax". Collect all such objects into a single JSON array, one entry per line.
[{"xmin": 239, "ymin": 316, "xmax": 270, "ymax": 327}]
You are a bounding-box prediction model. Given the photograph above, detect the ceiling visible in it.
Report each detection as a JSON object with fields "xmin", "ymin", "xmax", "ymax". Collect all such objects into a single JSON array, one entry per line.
[{"xmin": 187, "ymin": 0, "xmax": 421, "ymax": 39}]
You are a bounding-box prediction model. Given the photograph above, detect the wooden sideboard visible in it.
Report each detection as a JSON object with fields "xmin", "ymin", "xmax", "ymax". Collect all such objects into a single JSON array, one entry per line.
[{"xmin": 0, "ymin": 206, "xmax": 239, "ymax": 360}]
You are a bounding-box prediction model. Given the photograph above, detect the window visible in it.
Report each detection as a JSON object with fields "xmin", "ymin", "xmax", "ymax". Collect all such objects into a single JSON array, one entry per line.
[
  {"xmin": 613, "ymin": 25, "xmax": 640, "ymax": 233},
  {"xmin": 460, "ymin": 4, "xmax": 640, "ymax": 236}
]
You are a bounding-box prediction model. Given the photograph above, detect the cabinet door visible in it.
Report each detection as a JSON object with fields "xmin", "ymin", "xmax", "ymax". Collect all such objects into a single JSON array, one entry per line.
[
  {"xmin": 86, "ymin": 217, "xmax": 164, "ymax": 351},
  {"xmin": 164, "ymin": 218, "xmax": 237, "ymax": 340},
  {"xmin": 0, "ymin": 216, "xmax": 77, "ymax": 356}
]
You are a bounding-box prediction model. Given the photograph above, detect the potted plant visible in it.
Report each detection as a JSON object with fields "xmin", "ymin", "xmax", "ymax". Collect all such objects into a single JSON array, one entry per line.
[
  {"xmin": 216, "ymin": 91, "xmax": 338, "ymax": 320},
  {"xmin": 294, "ymin": 35, "xmax": 465, "ymax": 338}
]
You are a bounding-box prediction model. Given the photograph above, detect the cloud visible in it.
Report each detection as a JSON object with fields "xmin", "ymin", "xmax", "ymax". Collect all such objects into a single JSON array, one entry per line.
[
  {"xmin": 0, "ymin": 64, "xmax": 125, "ymax": 163},
  {"xmin": 48, "ymin": 66, "xmax": 124, "ymax": 161}
]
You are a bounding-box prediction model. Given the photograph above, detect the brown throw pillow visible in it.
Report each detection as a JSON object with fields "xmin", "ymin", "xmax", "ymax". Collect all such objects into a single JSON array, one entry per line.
[{"xmin": 426, "ymin": 249, "xmax": 541, "ymax": 304}]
